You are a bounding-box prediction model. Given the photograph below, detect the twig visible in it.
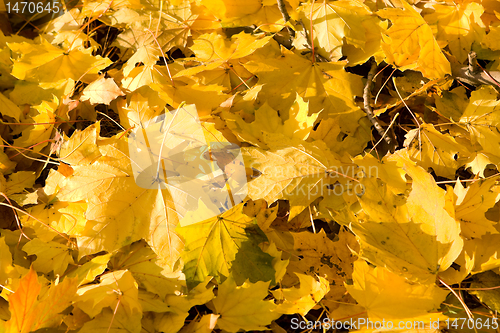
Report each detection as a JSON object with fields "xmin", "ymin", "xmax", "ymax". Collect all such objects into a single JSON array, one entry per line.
[
  {"xmin": 276, "ymin": 0, "xmax": 295, "ymax": 38},
  {"xmin": 369, "ymin": 113, "xmax": 399, "ymax": 154},
  {"xmin": 468, "ymin": 51, "xmax": 479, "ymax": 74},
  {"xmin": 277, "ymin": 0, "xmax": 291, "ymax": 24},
  {"xmin": 364, "ymin": 58, "xmax": 392, "ymax": 145},
  {"xmin": 453, "ymin": 51, "xmax": 500, "ymax": 91}
]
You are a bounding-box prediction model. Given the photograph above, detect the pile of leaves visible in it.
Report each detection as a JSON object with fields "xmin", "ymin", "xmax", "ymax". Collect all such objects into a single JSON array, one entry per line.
[{"xmin": 2, "ymin": 0, "xmax": 500, "ymax": 331}]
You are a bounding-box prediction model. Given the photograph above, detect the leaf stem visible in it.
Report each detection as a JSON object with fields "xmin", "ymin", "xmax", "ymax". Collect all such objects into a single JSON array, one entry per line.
[{"xmin": 363, "ymin": 58, "xmax": 392, "ymax": 145}]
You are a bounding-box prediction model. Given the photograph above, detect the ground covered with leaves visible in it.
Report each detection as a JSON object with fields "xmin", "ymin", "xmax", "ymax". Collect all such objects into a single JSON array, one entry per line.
[{"xmin": 1, "ymin": 0, "xmax": 500, "ymax": 332}]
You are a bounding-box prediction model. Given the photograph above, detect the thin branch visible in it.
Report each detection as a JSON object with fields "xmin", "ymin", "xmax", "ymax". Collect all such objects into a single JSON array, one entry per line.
[
  {"xmin": 453, "ymin": 51, "xmax": 500, "ymax": 91},
  {"xmin": 364, "ymin": 58, "xmax": 392, "ymax": 145},
  {"xmin": 468, "ymin": 51, "xmax": 479, "ymax": 74},
  {"xmin": 276, "ymin": 0, "xmax": 295, "ymax": 38},
  {"xmin": 277, "ymin": 0, "xmax": 291, "ymax": 24}
]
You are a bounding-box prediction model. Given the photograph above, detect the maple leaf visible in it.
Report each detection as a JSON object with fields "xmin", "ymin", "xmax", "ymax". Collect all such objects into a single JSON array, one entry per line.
[
  {"xmin": 404, "ymin": 123, "xmax": 469, "ymax": 179},
  {"xmin": 108, "ymin": 240, "xmax": 183, "ymax": 299},
  {"xmin": 4, "ymin": 267, "xmax": 78, "ymax": 332},
  {"xmin": 273, "ymin": 273, "xmax": 329, "ymax": 316},
  {"xmin": 115, "ymin": 3, "xmax": 196, "ymax": 75},
  {"xmin": 470, "ymin": 270, "xmax": 500, "ymax": 314},
  {"xmin": 178, "ymin": 314, "xmax": 219, "ymax": 333},
  {"xmin": 425, "ymin": 1, "xmax": 485, "ymax": 63},
  {"xmin": 351, "ymin": 151, "xmax": 463, "ymax": 282},
  {"xmin": 23, "ymin": 238, "xmax": 74, "ymax": 276},
  {"xmin": 19, "ymin": 201, "xmax": 87, "ymax": 244},
  {"xmin": 77, "ymin": 307, "xmax": 142, "ymax": 333},
  {"xmin": 223, "ymin": 94, "xmax": 318, "ymax": 149},
  {"xmin": 4, "ymin": 171, "xmax": 35, "ymax": 197},
  {"xmin": 59, "ymin": 122, "xmax": 102, "ymax": 165},
  {"xmin": 0, "ymin": 92, "xmax": 22, "ymax": 121},
  {"xmin": 66, "ymin": 253, "xmax": 111, "ymax": 286},
  {"xmin": 208, "ymin": 275, "xmax": 280, "ymax": 332},
  {"xmin": 432, "ymin": 86, "xmax": 468, "ymax": 121},
  {"xmin": 75, "ymin": 270, "xmax": 141, "ymax": 318},
  {"xmin": 377, "ymin": 1, "xmax": 451, "ymax": 79},
  {"xmin": 346, "ymin": 260, "xmax": 449, "ymax": 320},
  {"xmin": 201, "ymin": 0, "xmax": 283, "ymax": 29},
  {"xmin": 243, "ymin": 47, "xmax": 363, "ymax": 118},
  {"xmin": 464, "ymin": 234, "xmax": 500, "ymax": 274},
  {"xmin": 174, "ymin": 32, "xmax": 272, "ymax": 92},
  {"xmin": 151, "ymin": 81, "xmax": 228, "ymax": 117},
  {"xmin": 45, "ymin": 127, "xmax": 184, "ymax": 267},
  {"xmin": 177, "ymin": 203, "xmax": 274, "ymax": 289},
  {"xmin": 243, "ymin": 139, "xmax": 348, "ymax": 218},
  {"xmin": 121, "ymin": 64, "xmax": 175, "ymax": 92},
  {"xmin": 115, "ymin": 86, "xmax": 166, "ymax": 129},
  {"xmin": 284, "ymin": 229, "xmax": 358, "ymax": 305},
  {"xmin": 454, "ymin": 177, "xmax": 500, "ymax": 239},
  {"xmin": 80, "ymin": 77, "xmax": 125, "ymax": 105},
  {"xmin": 8, "ymin": 39, "xmax": 112, "ymax": 87},
  {"xmin": 482, "ymin": 26, "xmax": 500, "ymax": 51},
  {"xmin": 459, "ymin": 86, "xmax": 500, "ymax": 158},
  {"xmin": 12, "ymin": 98, "xmax": 57, "ymax": 157},
  {"xmin": 295, "ymin": 1, "xmax": 378, "ymax": 61}
]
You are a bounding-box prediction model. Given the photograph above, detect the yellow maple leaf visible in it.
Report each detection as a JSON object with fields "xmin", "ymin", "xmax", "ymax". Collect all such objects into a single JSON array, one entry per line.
[
  {"xmin": 464, "ymin": 234, "xmax": 500, "ymax": 274},
  {"xmin": 116, "ymin": 3, "xmax": 196, "ymax": 75},
  {"xmin": 243, "ymin": 139, "xmax": 348, "ymax": 219},
  {"xmin": 454, "ymin": 177, "xmax": 500, "ymax": 239},
  {"xmin": 273, "ymin": 273, "xmax": 329, "ymax": 316},
  {"xmin": 151, "ymin": 81, "xmax": 228, "ymax": 117},
  {"xmin": 20, "ymin": 201, "xmax": 87, "ymax": 245},
  {"xmin": 59, "ymin": 122, "xmax": 102, "ymax": 165},
  {"xmin": 201, "ymin": 0, "xmax": 284, "ymax": 30},
  {"xmin": 66, "ymin": 253, "xmax": 111, "ymax": 286},
  {"xmin": 209, "ymin": 275, "xmax": 280, "ymax": 332},
  {"xmin": 8, "ymin": 39, "xmax": 111, "ymax": 87},
  {"xmin": 174, "ymin": 32, "xmax": 272, "ymax": 92},
  {"xmin": 177, "ymin": 202, "xmax": 275, "ymax": 288},
  {"xmin": 178, "ymin": 314, "xmax": 219, "ymax": 333},
  {"xmin": 295, "ymin": 1, "xmax": 379, "ymax": 61},
  {"xmin": 351, "ymin": 151, "xmax": 463, "ymax": 282},
  {"xmin": 345, "ymin": 260, "xmax": 449, "ymax": 320},
  {"xmin": 4, "ymin": 267, "xmax": 78, "ymax": 332},
  {"xmin": 425, "ymin": 1, "xmax": 485, "ymax": 62},
  {"xmin": 377, "ymin": 1, "xmax": 451, "ymax": 79},
  {"xmin": 115, "ymin": 86, "xmax": 166, "ymax": 129},
  {"xmin": 0, "ymin": 92, "xmax": 21, "ymax": 121},
  {"xmin": 46, "ymin": 126, "xmax": 184, "ymax": 267},
  {"xmin": 121, "ymin": 64, "xmax": 175, "ymax": 92},
  {"xmin": 482, "ymin": 25, "xmax": 500, "ymax": 51},
  {"xmin": 77, "ymin": 307, "xmax": 142, "ymax": 333},
  {"xmin": 404, "ymin": 123, "xmax": 469, "ymax": 179},
  {"xmin": 285, "ymin": 229, "xmax": 358, "ymax": 303},
  {"xmin": 244, "ymin": 46, "xmax": 363, "ymax": 118},
  {"xmin": 23, "ymin": 238, "xmax": 74, "ymax": 276},
  {"xmin": 12, "ymin": 98, "xmax": 57, "ymax": 156},
  {"xmin": 223, "ymin": 94, "xmax": 318, "ymax": 149},
  {"xmin": 76, "ymin": 270, "xmax": 141, "ymax": 318},
  {"xmin": 80, "ymin": 77, "xmax": 125, "ymax": 105},
  {"xmin": 459, "ymin": 86, "xmax": 500, "ymax": 158}
]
